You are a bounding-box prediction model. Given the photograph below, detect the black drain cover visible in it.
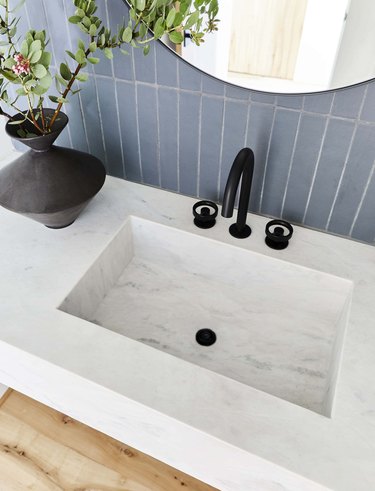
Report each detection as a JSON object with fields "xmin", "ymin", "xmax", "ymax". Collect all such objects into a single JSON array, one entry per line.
[{"xmin": 196, "ymin": 329, "xmax": 217, "ymax": 346}]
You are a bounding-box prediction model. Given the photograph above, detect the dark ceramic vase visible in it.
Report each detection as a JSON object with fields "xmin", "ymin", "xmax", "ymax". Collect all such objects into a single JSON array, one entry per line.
[{"xmin": 0, "ymin": 109, "xmax": 106, "ymax": 228}]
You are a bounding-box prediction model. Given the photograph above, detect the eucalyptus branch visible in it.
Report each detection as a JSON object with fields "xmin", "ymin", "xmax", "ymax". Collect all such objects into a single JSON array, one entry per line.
[{"xmin": 48, "ymin": 46, "xmax": 91, "ymax": 130}]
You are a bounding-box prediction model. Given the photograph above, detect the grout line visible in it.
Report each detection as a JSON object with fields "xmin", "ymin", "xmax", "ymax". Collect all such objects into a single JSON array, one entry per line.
[
  {"xmin": 325, "ymin": 124, "xmax": 357, "ymax": 230},
  {"xmin": 216, "ymin": 98, "xmax": 226, "ymax": 202},
  {"xmin": 259, "ymin": 106, "xmax": 277, "ymax": 212},
  {"xmin": 302, "ymin": 95, "xmax": 336, "ymax": 223},
  {"xmin": 93, "ymin": 76, "xmax": 108, "ymax": 168},
  {"xmin": 23, "ymin": 2, "xmax": 32, "ymax": 29},
  {"xmin": 196, "ymin": 92, "xmax": 203, "ymax": 196},
  {"xmin": 326, "ymin": 86, "xmax": 368, "ymax": 231},
  {"xmin": 176, "ymin": 63, "xmax": 180, "ymax": 193},
  {"xmin": 132, "ymin": 55, "xmax": 143, "ymax": 182},
  {"xmin": 349, "ymin": 159, "xmax": 375, "ymax": 237},
  {"xmin": 40, "ymin": 0, "xmax": 73, "ymax": 148},
  {"xmin": 280, "ymin": 109, "xmax": 303, "ymax": 217},
  {"xmin": 244, "ymin": 99, "xmax": 251, "ymax": 147},
  {"xmin": 105, "ymin": 0, "xmax": 126, "ymax": 178},
  {"xmin": 154, "ymin": 47, "xmax": 161, "ymax": 187},
  {"xmin": 62, "ymin": 0, "xmax": 90, "ymax": 154}
]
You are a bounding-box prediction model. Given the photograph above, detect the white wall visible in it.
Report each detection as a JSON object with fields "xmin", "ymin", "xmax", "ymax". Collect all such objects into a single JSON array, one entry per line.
[
  {"xmin": 180, "ymin": 0, "xmax": 232, "ymax": 80},
  {"xmin": 294, "ymin": 0, "xmax": 349, "ymax": 89},
  {"xmin": 331, "ymin": 0, "xmax": 375, "ymax": 88}
]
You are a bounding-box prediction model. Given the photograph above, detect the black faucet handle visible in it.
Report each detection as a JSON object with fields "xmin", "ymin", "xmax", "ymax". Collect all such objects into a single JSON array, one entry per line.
[
  {"xmin": 193, "ymin": 200, "xmax": 218, "ymax": 229},
  {"xmin": 265, "ymin": 219, "xmax": 293, "ymax": 250}
]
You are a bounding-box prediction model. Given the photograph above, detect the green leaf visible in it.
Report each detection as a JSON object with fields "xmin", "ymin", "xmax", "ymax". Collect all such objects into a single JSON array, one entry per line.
[
  {"xmin": 29, "ymin": 39, "xmax": 42, "ymax": 54},
  {"xmin": 32, "ymin": 64, "xmax": 47, "ymax": 79},
  {"xmin": 78, "ymin": 39, "xmax": 85, "ymax": 51},
  {"xmin": 139, "ymin": 23, "xmax": 147, "ymax": 39},
  {"xmin": 143, "ymin": 44, "xmax": 150, "ymax": 56},
  {"xmin": 29, "ymin": 49, "xmax": 42, "ymax": 64},
  {"xmin": 104, "ymin": 47, "xmax": 113, "ymax": 60},
  {"xmin": 153, "ymin": 17, "xmax": 165, "ymax": 39},
  {"xmin": 122, "ymin": 26, "xmax": 133, "ymax": 43},
  {"xmin": 39, "ymin": 51, "xmax": 52, "ymax": 68},
  {"xmin": 34, "ymin": 30, "xmax": 46, "ymax": 42},
  {"xmin": 66, "ymin": 50, "xmax": 76, "ymax": 61},
  {"xmin": 16, "ymin": 87, "xmax": 27, "ymax": 95},
  {"xmin": 168, "ymin": 30, "xmax": 184, "ymax": 44},
  {"xmin": 4, "ymin": 58, "xmax": 15, "ymax": 69},
  {"xmin": 60, "ymin": 63, "xmax": 71, "ymax": 81},
  {"xmin": 76, "ymin": 72, "xmax": 88, "ymax": 82},
  {"xmin": 166, "ymin": 7, "xmax": 176, "ymax": 28},
  {"xmin": 89, "ymin": 24, "xmax": 97, "ymax": 36},
  {"xmin": 75, "ymin": 48, "xmax": 86, "ymax": 64},
  {"xmin": 49, "ymin": 95, "xmax": 59, "ymax": 103},
  {"xmin": 185, "ymin": 10, "xmax": 200, "ymax": 29},
  {"xmin": 32, "ymin": 84, "xmax": 48, "ymax": 95},
  {"xmin": 38, "ymin": 72, "xmax": 52, "ymax": 89},
  {"xmin": 120, "ymin": 49, "xmax": 129, "ymax": 55},
  {"xmin": 87, "ymin": 56, "xmax": 100, "ymax": 64},
  {"xmin": 20, "ymin": 40, "xmax": 29, "ymax": 58},
  {"xmin": 69, "ymin": 15, "xmax": 81, "ymax": 24},
  {"xmin": 82, "ymin": 16, "xmax": 91, "ymax": 28},
  {"xmin": 136, "ymin": 0, "xmax": 146, "ymax": 11},
  {"xmin": 89, "ymin": 41, "xmax": 97, "ymax": 52}
]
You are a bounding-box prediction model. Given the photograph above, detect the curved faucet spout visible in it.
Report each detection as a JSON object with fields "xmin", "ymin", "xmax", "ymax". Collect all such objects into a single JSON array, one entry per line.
[{"xmin": 221, "ymin": 147, "xmax": 254, "ymax": 238}]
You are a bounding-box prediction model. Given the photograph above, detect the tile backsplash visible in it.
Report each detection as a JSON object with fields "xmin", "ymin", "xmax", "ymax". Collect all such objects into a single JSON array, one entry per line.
[{"xmin": 15, "ymin": 0, "xmax": 375, "ymax": 244}]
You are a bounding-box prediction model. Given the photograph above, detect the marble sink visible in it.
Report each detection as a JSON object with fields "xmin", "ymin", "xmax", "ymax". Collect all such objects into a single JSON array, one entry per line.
[{"xmin": 59, "ymin": 216, "xmax": 352, "ymax": 417}]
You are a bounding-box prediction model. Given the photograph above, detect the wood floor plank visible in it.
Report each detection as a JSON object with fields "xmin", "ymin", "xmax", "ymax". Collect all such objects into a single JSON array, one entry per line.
[{"xmin": 0, "ymin": 391, "xmax": 218, "ymax": 491}]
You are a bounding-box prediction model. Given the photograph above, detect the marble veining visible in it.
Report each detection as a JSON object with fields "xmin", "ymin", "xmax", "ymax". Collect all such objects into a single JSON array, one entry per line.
[
  {"xmin": 60, "ymin": 216, "xmax": 352, "ymax": 416},
  {"xmin": 1, "ymin": 170, "xmax": 375, "ymax": 491}
]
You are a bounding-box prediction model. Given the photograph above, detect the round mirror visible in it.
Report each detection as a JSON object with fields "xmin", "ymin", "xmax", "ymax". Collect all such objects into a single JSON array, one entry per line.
[{"xmin": 164, "ymin": 0, "xmax": 375, "ymax": 93}]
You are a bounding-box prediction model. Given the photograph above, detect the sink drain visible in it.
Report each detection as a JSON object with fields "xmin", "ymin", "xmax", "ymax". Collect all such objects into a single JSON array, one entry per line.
[{"xmin": 196, "ymin": 329, "xmax": 217, "ymax": 346}]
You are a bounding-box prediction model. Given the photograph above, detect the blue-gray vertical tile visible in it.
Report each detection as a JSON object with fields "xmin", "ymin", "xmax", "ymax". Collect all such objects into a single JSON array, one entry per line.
[
  {"xmin": 156, "ymin": 44, "xmax": 178, "ymax": 87},
  {"xmin": 246, "ymin": 103, "xmax": 275, "ymax": 211},
  {"xmin": 277, "ymin": 95, "xmax": 304, "ymax": 109},
  {"xmin": 304, "ymin": 92, "xmax": 334, "ymax": 114},
  {"xmin": 219, "ymin": 100, "xmax": 248, "ymax": 200},
  {"xmin": 250, "ymin": 92, "xmax": 275, "ymax": 104},
  {"xmin": 179, "ymin": 62, "xmax": 201, "ymax": 91},
  {"xmin": 225, "ymin": 85, "xmax": 250, "ymax": 100},
  {"xmin": 360, "ymin": 82, "xmax": 375, "ymax": 122},
  {"xmin": 202, "ymin": 75, "xmax": 225, "ymax": 96},
  {"xmin": 261, "ymin": 109, "xmax": 300, "ymax": 217},
  {"xmin": 332, "ymin": 85, "xmax": 366, "ymax": 119},
  {"xmin": 107, "ymin": 0, "xmax": 134, "ymax": 80},
  {"xmin": 133, "ymin": 44, "xmax": 156, "ymax": 84},
  {"xmin": 328, "ymin": 124, "xmax": 375, "ymax": 236},
  {"xmin": 25, "ymin": 0, "xmax": 46, "ymax": 30},
  {"xmin": 350, "ymin": 169, "xmax": 375, "ymax": 243},
  {"xmin": 96, "ymin": 77, "xmax": 123, "ymax": 177},
  {"xmin": 80, "ymin": 77, "xmax": 106, "ymax": 163},
  {"xmin": 199, "ymin": 96, "xmax": 224, "ymax": 200},
  {"xmin": 41, "ymin": 0, "xmax": 69, "ymax": 63},
  {"xmin": 179, "ymin": 92, "xmax": 200, "ymax": 196},
  {"xmin": 117, "ymin": 81, "xmax": 141, "ymax": 182},
  {"xmin": 158, "ymin": 88, "xmax": 178, "ymax": 191},
  {"xmin": 304, "ymin": 119, "xmax": 355, "ymax": 229},
  {"xmin": 137, "ymin": 84, "xmax": 159, "ymax": 186},
  {"xmin": 282, "ymin": 113, "xmax": 326, "ymax": 223},
  {"xmin": 64, "ymin": 99, "xmax": 88, "ymax": 153}
]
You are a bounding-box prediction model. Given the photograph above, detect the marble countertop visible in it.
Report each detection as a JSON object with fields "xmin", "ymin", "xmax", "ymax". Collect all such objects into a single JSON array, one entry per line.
[{"xmin": 0, "ymin": 165, "xmax": 374, "ymax": 491}]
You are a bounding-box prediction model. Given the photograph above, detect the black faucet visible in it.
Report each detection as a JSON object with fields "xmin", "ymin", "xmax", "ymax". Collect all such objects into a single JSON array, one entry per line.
[{"xmin": 221, "ymin": 148, "xmax": 254, "ymax": 238}]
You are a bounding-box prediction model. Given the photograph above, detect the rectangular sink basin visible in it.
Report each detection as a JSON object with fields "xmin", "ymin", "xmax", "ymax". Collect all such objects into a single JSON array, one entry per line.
[{"xmin": 59, "ymin": 216, "xmax": 352, "ymax": 417}]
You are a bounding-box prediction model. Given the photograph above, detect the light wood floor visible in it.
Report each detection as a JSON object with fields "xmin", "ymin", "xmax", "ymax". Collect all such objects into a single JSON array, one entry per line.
[{"xmin": 0, "ymin": 390, "xmax": 218, "ymax": 491}]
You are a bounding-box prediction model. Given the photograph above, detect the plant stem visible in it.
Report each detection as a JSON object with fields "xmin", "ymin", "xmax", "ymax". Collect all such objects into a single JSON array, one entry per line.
[
  {"xmin": 26, "ymin": 92, "xmax": 44, "ymax": 134},
  {"xmin": 48, "ymin": 47, "xmax": 91, "ymax": 130}
]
